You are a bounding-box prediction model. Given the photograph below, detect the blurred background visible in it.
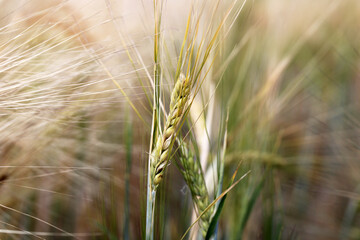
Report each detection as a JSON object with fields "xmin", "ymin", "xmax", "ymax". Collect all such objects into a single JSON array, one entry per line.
[{"xmin": 0, "ymin": 0, "xmax": 360, "ymax": 239}]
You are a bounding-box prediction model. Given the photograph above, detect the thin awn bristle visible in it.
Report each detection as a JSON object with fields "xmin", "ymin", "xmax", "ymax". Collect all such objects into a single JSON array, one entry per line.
[{"xmin": 150, "ymin": 73, "xmax": 191, "ymax": 189}]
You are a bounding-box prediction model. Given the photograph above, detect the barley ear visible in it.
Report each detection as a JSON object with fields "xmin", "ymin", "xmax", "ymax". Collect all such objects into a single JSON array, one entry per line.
[
  {"xmin": 179, "ymin": 143, "xmax": 214, "ymax": 237},
  {"xmin": 151, "ymin": 73, "xmax": 191, "ymax": 189}
]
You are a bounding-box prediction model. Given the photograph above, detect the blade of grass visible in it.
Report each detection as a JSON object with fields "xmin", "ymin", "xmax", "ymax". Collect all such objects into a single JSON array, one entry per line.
[
  {"xmin": 206, "ymin": 109, "xmax": 229, "ymax": 240},
  {"xmin": 237, "ymin": 177, "xmax": 265, "ymax": 237},
  {"xmin": 123, "ymin": 107, "xmax": 133, "ymax": 240},
  {"xmin": 181, "ymin": 170, "xmax": 251, "ymax": 240}
]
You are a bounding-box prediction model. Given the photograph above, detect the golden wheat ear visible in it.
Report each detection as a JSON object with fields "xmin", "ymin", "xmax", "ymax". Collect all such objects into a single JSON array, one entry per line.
[{"xmin": 150, "ymin": 73, "xmax": 191, "ymax": 189}]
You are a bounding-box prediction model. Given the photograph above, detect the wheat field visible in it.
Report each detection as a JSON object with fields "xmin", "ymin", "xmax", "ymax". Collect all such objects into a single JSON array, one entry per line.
[{"xmin": 0, "ymin": 0, "xmax": 359, "ymax": 239}]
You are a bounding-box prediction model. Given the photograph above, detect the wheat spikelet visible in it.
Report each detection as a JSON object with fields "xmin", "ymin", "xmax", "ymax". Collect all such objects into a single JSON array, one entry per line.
[
  {"xmin": 150, "ymin": 73, "xmax": 191, "ymax": 189},
  {"xmin": 179, "ymin": 142, "xmax": 213, "ymax": 237}
]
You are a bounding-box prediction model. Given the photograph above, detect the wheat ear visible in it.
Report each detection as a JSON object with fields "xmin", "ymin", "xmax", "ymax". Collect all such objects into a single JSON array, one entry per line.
[
  {"xmin": 150, "ymin": 73, "xmax": 191, "ymax": 189},
  {"xmin": 179, "ymin": 142, "xmax": 213, "ymax": 237}
]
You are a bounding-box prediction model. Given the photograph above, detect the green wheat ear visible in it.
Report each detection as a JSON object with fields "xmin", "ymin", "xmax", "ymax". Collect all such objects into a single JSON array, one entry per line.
[
  {"xmin": 151, "ymin": 73, "xmax": 191, "ymax": 189},
  {"xmin": 179, "ymin": 142, "xmax": 213, "ymax": 237}
]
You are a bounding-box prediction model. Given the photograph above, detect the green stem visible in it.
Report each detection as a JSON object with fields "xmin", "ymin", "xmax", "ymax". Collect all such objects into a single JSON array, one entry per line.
[{"xmin": 145, "ymin": 188, "xmax": 156, "ymax": 240}]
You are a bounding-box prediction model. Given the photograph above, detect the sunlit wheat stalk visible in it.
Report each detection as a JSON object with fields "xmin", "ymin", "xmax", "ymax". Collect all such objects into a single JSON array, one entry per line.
[{"xmin": 146, "ymin": 73, "xmax": 191, "ymax": 239}]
